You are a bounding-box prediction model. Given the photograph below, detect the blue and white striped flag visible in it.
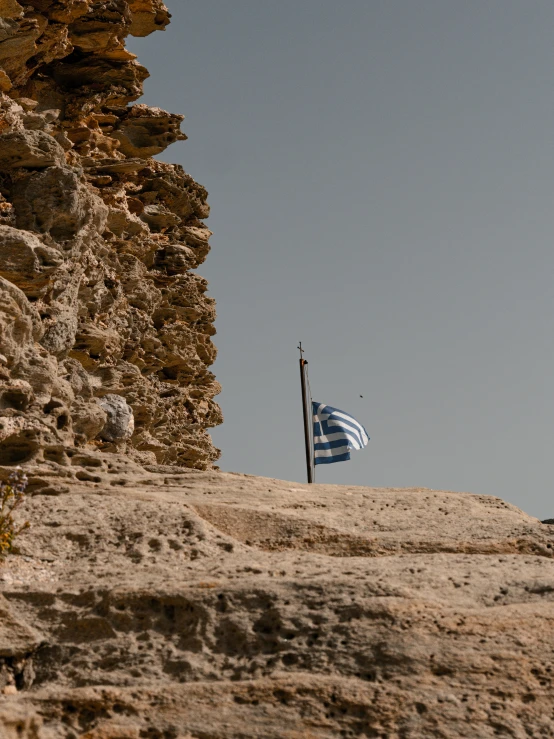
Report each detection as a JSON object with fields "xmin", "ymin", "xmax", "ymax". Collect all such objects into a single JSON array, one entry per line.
[{"xmin": 312, "ymin": 402, "xmax": 369, "ymax": 465}]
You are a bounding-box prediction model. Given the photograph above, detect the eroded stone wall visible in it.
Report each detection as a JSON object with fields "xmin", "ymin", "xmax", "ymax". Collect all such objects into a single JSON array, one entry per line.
[{"xmin": 0, "ymin": 0, "xmax": 222, "ymax": 471}]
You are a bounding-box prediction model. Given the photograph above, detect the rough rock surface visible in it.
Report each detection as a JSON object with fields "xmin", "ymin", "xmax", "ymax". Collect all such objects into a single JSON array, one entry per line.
[
  {"xmin": 0, "ymin": 0, "xmax": 222, "ymax": 473},
  {"xmin": 1, "ymin": 470, "xmax": 554, "ymax": 737},
  {"xmin": 3, "ymin": 2, "xmax": 554, "ymax": 737},
  {"xmin": 97, "ymin": 393, "xmax": 134, "ymax": 442}
]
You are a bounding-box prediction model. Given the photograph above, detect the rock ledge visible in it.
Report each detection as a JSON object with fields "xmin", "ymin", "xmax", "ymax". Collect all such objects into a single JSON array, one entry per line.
[{"xmin": 1, "ymin": 470, "xmax": 553, "ymax": 737}]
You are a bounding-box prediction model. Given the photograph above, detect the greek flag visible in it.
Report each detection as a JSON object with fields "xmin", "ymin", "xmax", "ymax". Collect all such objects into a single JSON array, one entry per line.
[{"xmin": 312, "ymin": 402, "xmax": 369, "ymax": 465}]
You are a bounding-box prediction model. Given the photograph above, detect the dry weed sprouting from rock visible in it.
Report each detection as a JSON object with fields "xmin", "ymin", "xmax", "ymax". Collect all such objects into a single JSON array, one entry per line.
[{"xmin": 0, "ymin": 468, "xmax": 29, "ymax": 561}]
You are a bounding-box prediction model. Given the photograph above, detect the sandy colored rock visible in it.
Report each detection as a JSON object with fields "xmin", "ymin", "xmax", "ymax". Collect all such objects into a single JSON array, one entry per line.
[
  {"xmin": 0, "ymin": 1, "xmax": 221, "ymax": 470},
  {"xmin": 0, "ymin": 130, "xmax": 65, "ymax": 168},
  {"xmin": 0, "ymin": 1, "xmax": 23, "ymax": 20},
  {"xmin": 128, "ymin": 0, "xmax": 170, "ymax": 37},
  {"xmin": 0, "ymin": 470, "xmax": 553, "ymax": 736},
  {"xmin": 0, "ymin": 595, "xmax": 41, "ymax": 661},
  {"xmin": 0, "ymin": 226, "xmax": 62, "ymax": 297},
  {"xmin": 0, "ymin": 703, "xmax": 41, "ymax": 739}
]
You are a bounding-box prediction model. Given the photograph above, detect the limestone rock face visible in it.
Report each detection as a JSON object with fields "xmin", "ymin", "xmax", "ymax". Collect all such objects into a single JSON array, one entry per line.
[
  {"xmin": 0, "ymin": 472, "xmax": 554, "ymax": 737},
  {"xmin": 0, "ymin": 0, "xmax": 222, "ymax": 473}
]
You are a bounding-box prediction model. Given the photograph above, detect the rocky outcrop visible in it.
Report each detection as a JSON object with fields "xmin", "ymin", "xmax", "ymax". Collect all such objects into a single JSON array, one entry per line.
[
  {"xmin": 0, "ymin": 0, "xmax": 222, "ymax": 474},
  {"xmin": 7, "ymin": 3, "xmax": 554, "ymax": 737},
  {"xmin": 1, "ymin": 472, "xmax": 554, "ymax": 736}
]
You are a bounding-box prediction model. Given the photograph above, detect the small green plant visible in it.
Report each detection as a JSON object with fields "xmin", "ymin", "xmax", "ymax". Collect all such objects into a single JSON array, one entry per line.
[{"xmin": 0, "ymin": 468, "xmax": 30, "ymax": 561}]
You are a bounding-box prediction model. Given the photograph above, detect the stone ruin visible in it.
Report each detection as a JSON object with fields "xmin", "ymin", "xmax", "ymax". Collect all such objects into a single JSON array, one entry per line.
[{"xmin": 0, "ymin": 0, "xmax": 222, "ymax": 479}]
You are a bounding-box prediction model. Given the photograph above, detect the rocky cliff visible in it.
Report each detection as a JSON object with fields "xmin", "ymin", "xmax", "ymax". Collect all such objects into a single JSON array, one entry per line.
[
  {"xmin": 0, "ymin": 0, "xmax": 222, "ymax": 475},
  {"xmin": 3, "ymin": 3, "xmax": 554, "ymax": 738},
  {"xmin": 1, "ymin": 471, "xmax": 554, "ymax": 737}
]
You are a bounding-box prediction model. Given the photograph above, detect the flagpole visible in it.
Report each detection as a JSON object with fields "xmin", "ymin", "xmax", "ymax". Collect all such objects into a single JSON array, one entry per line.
[{"xmin": 298, "ymin": 342, "xmax": 313, "ymax": 484}]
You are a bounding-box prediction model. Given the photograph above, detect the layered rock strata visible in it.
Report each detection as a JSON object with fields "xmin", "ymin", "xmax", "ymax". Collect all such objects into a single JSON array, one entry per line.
[
  {"xmin": 1, "ymin": 472, "xmax": 554, "ymax": 736},
  {"xmin": 0, "ymin": 0, "xmax": 222, "ymax": 472}
]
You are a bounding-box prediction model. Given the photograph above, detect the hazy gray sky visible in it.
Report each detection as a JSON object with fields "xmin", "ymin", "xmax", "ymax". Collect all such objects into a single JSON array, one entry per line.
[{"xmin": 130, "ymin": 1, "xmax": 554, "ymax": 519}]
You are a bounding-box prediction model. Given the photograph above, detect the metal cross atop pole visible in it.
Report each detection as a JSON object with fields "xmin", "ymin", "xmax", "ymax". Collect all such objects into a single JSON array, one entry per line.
[{"xmin": 298, "ymin": 342, "xmax": 313, "ymax": 483}]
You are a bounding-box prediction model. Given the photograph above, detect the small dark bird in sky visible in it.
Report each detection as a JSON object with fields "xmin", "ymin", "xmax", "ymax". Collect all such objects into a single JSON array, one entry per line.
[{"xmin": 359, "ymin": 395, "xmax": 363, "ymax": 398}]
